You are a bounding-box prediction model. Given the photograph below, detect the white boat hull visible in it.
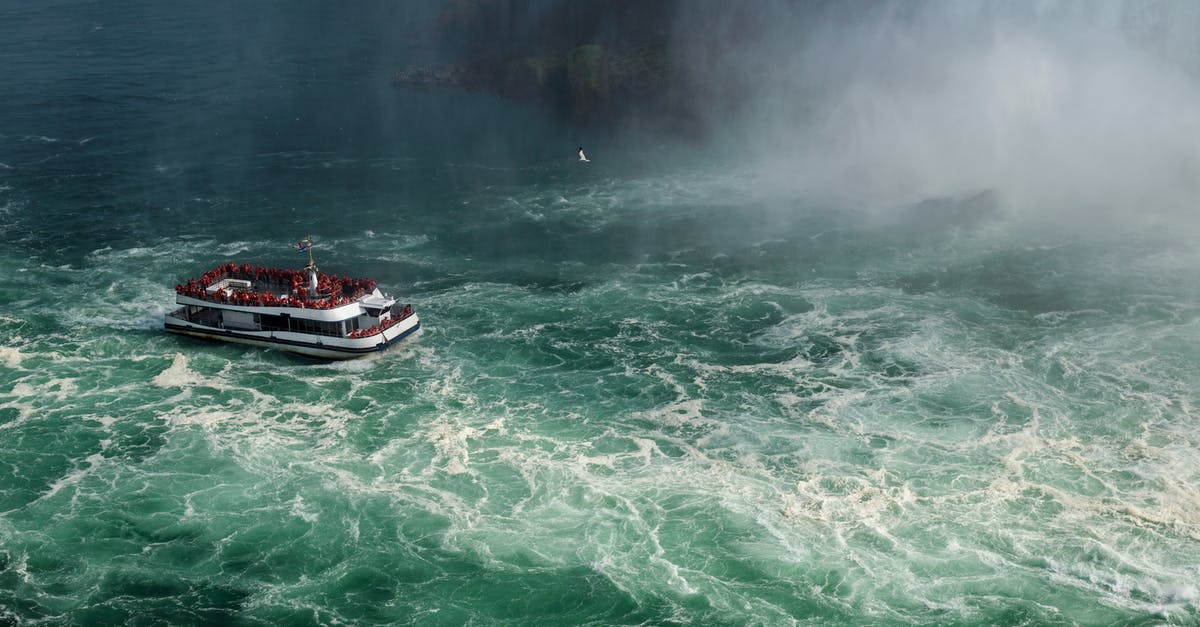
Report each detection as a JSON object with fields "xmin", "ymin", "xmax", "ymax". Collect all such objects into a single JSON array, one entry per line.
[{"xmin": 165, "ymin": 313, "xmax": 421, "ymax": 359}]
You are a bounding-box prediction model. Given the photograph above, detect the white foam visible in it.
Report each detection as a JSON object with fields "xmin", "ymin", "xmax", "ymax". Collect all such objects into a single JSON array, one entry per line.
[
  {"xmin": 427, "ymin": 420, "xmax": 480, "ymax": 476},
  {"xmin": 152, "ymin": 353, "xmax": 204, "ymax": 388},
  {"xmin": 13, "ymin": 552, "xmax": 29, "ymax": 583},
  {"xmin": 290, "ymin": 495, "xmax": 319, "ymax": 523},
  {"xmin": 41, "ymin": 452, "xmax": 105, "ymax": 500},
  {"xmin": 37, "ymin": 377, "xmax": 78, "ymax": 403},
  {"xmin": 0, "ymin": 346, "xmax": 24, "ymax": 368},
  {"xmin": 0, "ymin": 397, "xmax": 33, "ymax": 430},
  {"xmin": 164, "ymin": 407, "xmax": 237, "ymax": 427},
  {"xmin": 9, "ymin": 382, "xmax": 34, "ymax": 397}
]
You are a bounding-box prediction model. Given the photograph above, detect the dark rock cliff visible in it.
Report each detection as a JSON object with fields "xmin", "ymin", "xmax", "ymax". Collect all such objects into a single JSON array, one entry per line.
[{"xmin": 393, "ymin": 0, "xmax": 701, "ymax": 133}]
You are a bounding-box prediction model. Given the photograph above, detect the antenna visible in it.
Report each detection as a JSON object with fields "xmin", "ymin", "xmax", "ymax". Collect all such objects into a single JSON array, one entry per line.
[
  {"xmin": 298, "ymin": 235, "xmax": 318, "ymax": 295},
  {"xmin": 303, "ymin": 235, "xmax": 316, "ymax": 270}
]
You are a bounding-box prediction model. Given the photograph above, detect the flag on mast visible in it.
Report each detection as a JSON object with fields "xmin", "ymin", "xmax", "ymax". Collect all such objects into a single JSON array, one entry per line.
[{"xmin": 294, "ymin": 236, "xmax": 316, "ymax": 271}]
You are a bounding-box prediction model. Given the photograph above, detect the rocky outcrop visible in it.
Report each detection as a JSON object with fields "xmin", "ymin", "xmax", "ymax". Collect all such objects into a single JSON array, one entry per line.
[
  {"xmin": 392, "ymin": 0, "xmax": 696, "ymax": 131},
  {"xmin": 394, "ymin": 42, "xmax": 684, "ymax": 126}
]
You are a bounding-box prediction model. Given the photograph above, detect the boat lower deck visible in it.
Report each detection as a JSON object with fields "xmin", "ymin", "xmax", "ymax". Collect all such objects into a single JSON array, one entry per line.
[{"xmin": 164, "ymin": 312, "xmax": 421, "ymax": 359}]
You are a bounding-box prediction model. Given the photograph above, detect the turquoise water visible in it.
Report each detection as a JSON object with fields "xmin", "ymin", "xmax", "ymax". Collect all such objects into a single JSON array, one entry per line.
[{"xmin": 3, "ymin": 3, "xmax": 1200, "ymax": 625}]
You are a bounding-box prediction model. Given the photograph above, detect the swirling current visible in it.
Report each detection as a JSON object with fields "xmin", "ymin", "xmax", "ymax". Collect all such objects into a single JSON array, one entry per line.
[{"xmin": 2, "ymin": 2, "xmax": 1199, "ymax": 625}]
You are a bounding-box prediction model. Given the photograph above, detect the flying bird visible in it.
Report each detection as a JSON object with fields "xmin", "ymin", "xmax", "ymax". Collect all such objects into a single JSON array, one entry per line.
[{"xmin": 578, "ymin": 146, "xmax": 589, "ymax": 162}]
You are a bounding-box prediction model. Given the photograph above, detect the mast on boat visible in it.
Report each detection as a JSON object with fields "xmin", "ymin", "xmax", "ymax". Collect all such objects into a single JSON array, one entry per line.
[{"xmin": 297, "ymin": 235, "xmax": 318, "ymax": 295}]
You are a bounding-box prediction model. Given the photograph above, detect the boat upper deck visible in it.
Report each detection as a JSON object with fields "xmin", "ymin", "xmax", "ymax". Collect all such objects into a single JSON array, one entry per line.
[{"xmin": 175, "ymin": 263, "xmax": 379, "ymax": 310}]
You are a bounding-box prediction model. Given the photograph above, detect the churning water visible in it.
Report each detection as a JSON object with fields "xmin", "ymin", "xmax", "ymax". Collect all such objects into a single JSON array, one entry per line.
[{"xmin": 2, "ymin": 2, "xmax": 1199, "ymax": 624}]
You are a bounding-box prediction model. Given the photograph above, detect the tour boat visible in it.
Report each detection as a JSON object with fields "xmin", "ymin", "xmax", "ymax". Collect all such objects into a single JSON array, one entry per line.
[{"xmin": 164, "ymin": 238, "xmax": 420, "ymax": 359}]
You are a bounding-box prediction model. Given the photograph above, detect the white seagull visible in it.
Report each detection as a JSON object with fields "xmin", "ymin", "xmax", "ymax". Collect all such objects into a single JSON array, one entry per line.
[{"xmin": 578, "ymin": 146, "xmax": 590, "ymax": 162}]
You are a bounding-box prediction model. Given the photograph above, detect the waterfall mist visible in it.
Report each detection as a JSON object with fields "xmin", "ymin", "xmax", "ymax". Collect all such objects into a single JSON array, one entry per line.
[{"xmin": 669, "ymin": 1, "xmax": 1200, "ymax": 226}]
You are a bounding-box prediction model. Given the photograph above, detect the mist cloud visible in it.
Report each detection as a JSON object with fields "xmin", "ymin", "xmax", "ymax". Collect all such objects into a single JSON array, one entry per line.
[{"xmin": 673, "ymin": 1, "xmax": 1200, "ymax": 222}]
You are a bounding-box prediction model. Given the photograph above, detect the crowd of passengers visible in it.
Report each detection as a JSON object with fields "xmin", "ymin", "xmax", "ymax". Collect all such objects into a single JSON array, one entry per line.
[
  {"xmin": 175, "ymin": 264, "xmax": 380, "ymax": 310},
  {"xmin": 347, "ymin": 305, "xmax": 415, "ymax": 339}
]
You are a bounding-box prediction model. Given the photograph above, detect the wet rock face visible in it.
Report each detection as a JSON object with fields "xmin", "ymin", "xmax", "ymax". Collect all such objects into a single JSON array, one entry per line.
[
  {"xmin": 394, "ymin": 44, "xmax": 687, "ymax": 127},
  {"xmin": 393, "ymin": 0, "xmax": 698, "ymax": 131}
]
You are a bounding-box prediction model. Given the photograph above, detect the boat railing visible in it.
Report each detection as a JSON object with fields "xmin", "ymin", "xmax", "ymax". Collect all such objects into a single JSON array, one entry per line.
[
  {"xmin": 175, "ymin": 264, "xmax": 379, "ymax": 310},
  {"xmin": 346, "ymin": 304, "xmax": 415, "ymax": 339}
]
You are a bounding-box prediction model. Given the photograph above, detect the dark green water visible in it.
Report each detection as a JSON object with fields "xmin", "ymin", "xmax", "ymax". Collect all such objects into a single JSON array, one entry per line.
[{"xmin": 2, "ymin": 2, "xmax": 1200, "ymax": 624}]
